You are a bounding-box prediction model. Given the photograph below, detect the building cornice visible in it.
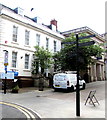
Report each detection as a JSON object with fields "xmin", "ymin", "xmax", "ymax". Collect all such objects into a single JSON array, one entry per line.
[
  {"xmin": 61, "ymin": 26, "xmax": 104, "ymax": 42},
  {"xmin": 0, "ymin": 43, "xmax": 34, "ymax": 52}
]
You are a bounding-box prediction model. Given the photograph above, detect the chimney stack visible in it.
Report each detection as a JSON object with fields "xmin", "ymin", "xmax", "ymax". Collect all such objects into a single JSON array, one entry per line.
[{"xmin": 50, "ymin": 19, "xmax": 58, "ymax": 31}]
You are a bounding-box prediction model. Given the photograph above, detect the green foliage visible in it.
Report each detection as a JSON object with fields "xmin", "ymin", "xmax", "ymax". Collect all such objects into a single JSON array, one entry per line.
[
  {"xmin": 53, "ymin": 33, "xmax": 104, "ymax": 71},
  {"xmin": 12, "ymin": 85, "xmax": 19, "ymax": 91},
  {"xmin": 31, "ymin": 46, "xmax": 53, "ymax": 74}
]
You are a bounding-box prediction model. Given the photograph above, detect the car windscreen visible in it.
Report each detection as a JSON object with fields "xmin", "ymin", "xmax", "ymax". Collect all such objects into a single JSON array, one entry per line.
[{"xmin": 54, "ymin": 75, "xmax": 67, "ymax": 81}]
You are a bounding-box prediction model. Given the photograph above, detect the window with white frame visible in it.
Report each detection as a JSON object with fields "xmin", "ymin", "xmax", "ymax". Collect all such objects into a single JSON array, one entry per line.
[
  {"xmin": 25, "ymin": 54, "xmax": 29, "ymax": 69},
  {"xmin": 54, "ymin": 40, "xmax": 57, "ymax": 52},
  {"xmin": 12, "ymin": 52, "xmax": 17, "ymax": 68},
  {"xmin": 13, "ymin": 26, "xmax": 18, "ymax": 42},
  {"xmin": 36, "ymin": 34, "xmax": 40, "ymax": 46},
  {"xmin": 46, "ymin": 37, "xmax": 49, "ymax": 49},
  {"xmin": 25, "ymin": 30, "xmax": 30, "ymax": 45}
]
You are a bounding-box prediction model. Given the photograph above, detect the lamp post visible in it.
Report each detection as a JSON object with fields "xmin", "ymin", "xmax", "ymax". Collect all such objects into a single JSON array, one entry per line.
[{"xmin": 3, "ymin": 50, "xmax": 8, "ymax": 94}]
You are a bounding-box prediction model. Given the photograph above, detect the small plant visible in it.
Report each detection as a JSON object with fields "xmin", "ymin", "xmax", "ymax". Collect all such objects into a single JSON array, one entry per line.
[{"xmin": 12, "ymin": 84, "xmax": 19, "ymax": 93}]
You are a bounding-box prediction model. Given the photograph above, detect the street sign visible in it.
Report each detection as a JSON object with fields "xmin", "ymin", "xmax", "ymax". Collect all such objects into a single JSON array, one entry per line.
[
  {"xmin": 61, "ymin": 34, "xmax": 96, "ymax": 117},
  {"xmin": 0, "ymin": 72, "xmax": 14, "ymax": 79},
  {"xmin": 78, "ymin": 41, "xmax": 95, "ymax": 47},
  {"xmin": 4, "ymin": 62, "xmax": 8, "ymax": 66},
  {"xmin": 79, "ymin": 34, "xmax": 96, "ymax": 40},
  {"xmin": 97, "ymin": 56, "xmax": 102, "ymax": 60},
  {"xmin": 3, "ymin": 50, "xmax": 8, "ymax": 94},
  {"xmin": 61, "ymin": 35, "xmax": 95, "ymax": 46},
  {"xmin": 61, "ymin": 41, "xmax": 76, "ymax": 45},
  {"xmin": 4, "ymin": 50, "xmax": 8, "ymax": 66},
  {"xmin": 4, "ymin": 66, "xmax": 7, "ymax": 71}
]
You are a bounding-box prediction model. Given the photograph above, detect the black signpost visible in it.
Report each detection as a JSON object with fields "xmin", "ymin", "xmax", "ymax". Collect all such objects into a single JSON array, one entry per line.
[
  {"xmin": 3, "ymin": 50, "xmax": 8, "ymax": 94},
  {"xmin": 76, "ymin": 34, "xmax": 80, "ymax": 116},
  {"xmin": 62, "ymin": 34, "xmax": 95, "ymax": 116}
]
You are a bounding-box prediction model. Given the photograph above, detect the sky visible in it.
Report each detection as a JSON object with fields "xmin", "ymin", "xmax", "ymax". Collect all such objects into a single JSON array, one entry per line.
[{"xmin": 0, "ymin": 0, "xmax": 106, "ymax": 34}]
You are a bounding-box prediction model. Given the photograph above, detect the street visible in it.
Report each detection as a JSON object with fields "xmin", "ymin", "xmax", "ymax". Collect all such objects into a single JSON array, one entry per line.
[
  {"xmin": 1, "ymin": 103, "xmax": 26, "ymax": 119},
  {"xmin": 0, "ymin": 101, "xmax": 41, "ymax": 119},
  {"xmin": 0, "ymin": 81, "xmax": 106, "ymax": 119}
]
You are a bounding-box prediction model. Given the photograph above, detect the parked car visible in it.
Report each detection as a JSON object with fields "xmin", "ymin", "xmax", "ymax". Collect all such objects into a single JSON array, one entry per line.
[{"xmin": 53, "ymin": 73, "xmax": 86, "ymax": 92}]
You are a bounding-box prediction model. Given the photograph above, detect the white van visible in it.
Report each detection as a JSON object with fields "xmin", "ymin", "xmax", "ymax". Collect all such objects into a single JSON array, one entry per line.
[{"xmin": 53, "ymin": 73, "xmax": 86, "ymax": 92}]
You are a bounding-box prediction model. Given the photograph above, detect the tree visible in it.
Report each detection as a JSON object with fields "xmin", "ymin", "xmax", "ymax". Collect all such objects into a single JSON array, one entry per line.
[
  {"xmin": 31, "ymin": 46, "xmax": 53, "ymax": 75},
  {"xmin": 53, "ymin": 33, "xmax": 104, "ymax": 71}
]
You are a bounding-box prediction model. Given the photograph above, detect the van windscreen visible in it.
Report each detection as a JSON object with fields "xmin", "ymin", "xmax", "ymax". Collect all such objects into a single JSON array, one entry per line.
[{"xmin": 55, "ymin": 75, "xmax": 67, "ymax": 81}]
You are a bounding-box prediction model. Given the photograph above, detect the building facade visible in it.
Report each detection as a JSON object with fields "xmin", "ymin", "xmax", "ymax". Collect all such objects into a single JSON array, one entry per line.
[
  {"xmin": 101, "ymin": 33, "xmax": 107, "ymax": 80},
  {"xmin": 62, "ymin": 26, "xmax": 105, "ymax": 82},
  {"xmin": 0, "ymin": 4, "xmax": 64, "ymax": 77},
  {"xmin": 0, "ymin": 4, "xmax": 106, "ymax": 82},
  {"xmin": 105, "ymin": 34, "xmax": 107, "ymax": 80}
]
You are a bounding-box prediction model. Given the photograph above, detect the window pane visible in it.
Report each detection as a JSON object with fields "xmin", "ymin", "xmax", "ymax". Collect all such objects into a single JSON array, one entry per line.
[
  {"xmin": 46, "ymin": 38, "xmax": 49, "ymax": 49},
  {"xmin": 13, "ymin": 26, "xmax": 18, "ymax": 42},
  {"xmin": 12, "ymin": 52, "xmax": 17, "ymax": 68},
  {"xmin": 25, "ymin": 30, "xmax": 30, "ymax": 45},
  {"xmin": 36, "ymin": 34, "xmax": 40, "ymax": 46},
  {"xmin": 54, "ymin": 41, "xmax": 57, "ymax": 52},
  {"xmin": 25, "ymin": 54, "xmax": 29, "ymax": 69}
]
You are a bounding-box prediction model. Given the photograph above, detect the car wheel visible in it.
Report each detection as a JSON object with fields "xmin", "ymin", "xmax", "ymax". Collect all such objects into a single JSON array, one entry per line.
[
  {"xmin": 70, "ymin": 86, "xmax": 74, "ymax": 92},
  {"xmin": 82, "ymin": 83, "xmax": 86, "ymax": 90},
  {"xmin": 54, "ymin": 88, "xmax": 58, "ymax": 92}
]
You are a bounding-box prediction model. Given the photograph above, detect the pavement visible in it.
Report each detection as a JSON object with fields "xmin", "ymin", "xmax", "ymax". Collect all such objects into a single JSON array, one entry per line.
[{"xmin": 0, "ymin": 81, "xmax": 107, "ymax": 119}]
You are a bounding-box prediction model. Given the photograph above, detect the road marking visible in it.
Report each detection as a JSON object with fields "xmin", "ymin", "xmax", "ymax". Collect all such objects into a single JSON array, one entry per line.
[{"xmin": 0, "ymin": 102, "xmax": 36, "ymax": 120}]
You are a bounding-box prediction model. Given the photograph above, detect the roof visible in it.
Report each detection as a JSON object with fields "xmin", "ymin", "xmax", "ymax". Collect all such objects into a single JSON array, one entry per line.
[
  {"xmin": 61, "ymin": 26, "xmax": 104, "ymax": 42},
  {"xmin": 0, "ymin": 4, "xmax": 64, "ymax": 39}
]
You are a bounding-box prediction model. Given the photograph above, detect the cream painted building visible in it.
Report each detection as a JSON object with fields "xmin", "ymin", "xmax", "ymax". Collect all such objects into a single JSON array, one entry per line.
[
  {"xmin": 101, "ymin": 33, "xmax": 107, "ymax": 80},
  {"xmin": 0, "ymin": 4, "xmax": 106, "ymax": 82},
  {"xmin": 0, "ymin": 4, "xmax": 64, "ymax": 77},
  {"xmin": 62, "ymin": 26, "xmax": 105, "ymax": 82}
]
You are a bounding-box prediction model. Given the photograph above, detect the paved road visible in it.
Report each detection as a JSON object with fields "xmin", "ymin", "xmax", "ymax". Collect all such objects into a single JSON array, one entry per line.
[
  {"xmin": 0, "ymin": 101, "xmax": 41, "ymax": 119},
  {"xmin": 1, "ymin": 81, "xmax": 106, "ymax": 119}
]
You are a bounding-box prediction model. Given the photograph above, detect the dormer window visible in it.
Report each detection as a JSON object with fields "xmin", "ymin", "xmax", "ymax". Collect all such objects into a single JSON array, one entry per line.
[{"xmin": 14, "ymin": 7, "xmax": 24, "ymax": 16}]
